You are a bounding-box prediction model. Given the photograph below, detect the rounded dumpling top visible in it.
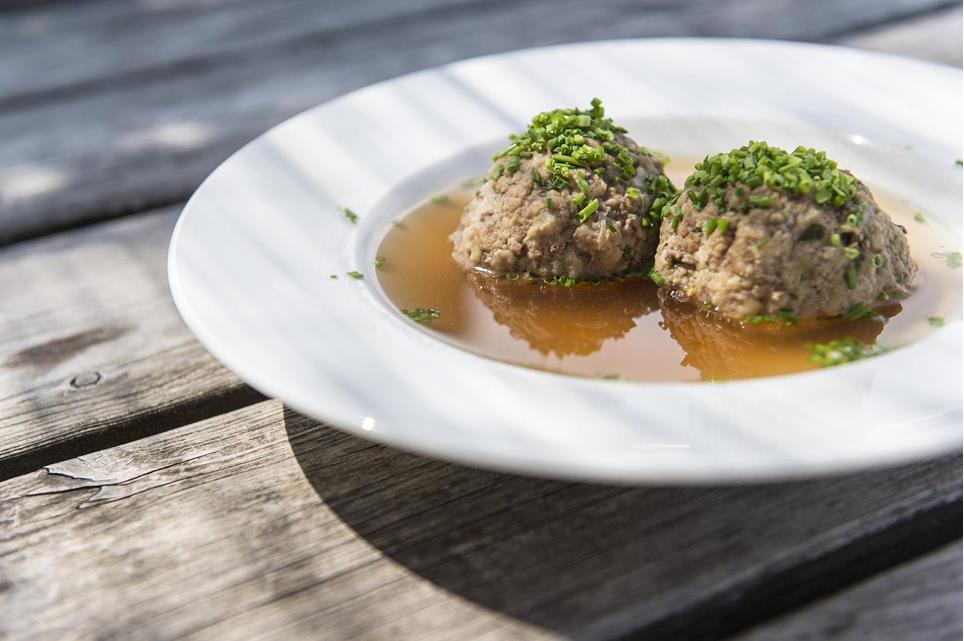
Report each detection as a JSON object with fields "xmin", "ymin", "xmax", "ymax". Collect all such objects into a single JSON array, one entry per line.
[
  {"xmin": 654, "ymin": 141, "xmax": 917, "ymax": 321},
  {"xmin": 451, "ymin": 99, "xmax": 676, "ymax": 279}
]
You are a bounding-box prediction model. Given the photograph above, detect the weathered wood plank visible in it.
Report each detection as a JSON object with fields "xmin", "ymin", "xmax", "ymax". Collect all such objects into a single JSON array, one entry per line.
[
  {"xmin": 0, "ymin": 0, "xmax": 479, "ymax": 107},
  {"xmin": 0, "ymin": 401, "xmax": 959, "ymax": 641},
  {"xmin": 836, "ymin": 6, "xmax": 963, "ymax": 67},
  {"xmin": 734, "ymin": 542, "xmax": 962, "ymax": 641},
  {"xmin": 0, "ymin": 0, "xmax": 957, "ymax": 243},
  {"xmin": 0, "ymin": 207, "xmax": 263, "ymax": 480}
]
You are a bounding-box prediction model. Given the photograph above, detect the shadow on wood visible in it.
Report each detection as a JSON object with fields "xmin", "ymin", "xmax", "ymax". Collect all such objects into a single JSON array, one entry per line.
[{"xmin": 282, "ymin": 407, "xmax": 962, "ymax": 641}]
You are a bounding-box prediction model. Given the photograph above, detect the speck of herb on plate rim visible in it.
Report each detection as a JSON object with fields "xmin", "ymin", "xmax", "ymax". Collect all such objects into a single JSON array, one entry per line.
[
  {"xmin": 346, "ymin": 270, "xmax": 364, "ymax": 280},
  {"xmin": 341, "ymin": 207, "xmax": 359, "ymax": 224}
]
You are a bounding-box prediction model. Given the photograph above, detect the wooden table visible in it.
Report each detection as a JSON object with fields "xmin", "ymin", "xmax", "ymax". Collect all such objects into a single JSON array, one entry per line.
[{"xmin": 1, "ymin": 2, "xmax": 961, "ymax": 639}]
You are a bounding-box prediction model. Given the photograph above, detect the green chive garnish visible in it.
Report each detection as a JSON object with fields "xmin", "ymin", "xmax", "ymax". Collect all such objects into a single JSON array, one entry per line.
[
  {"xmin": 346, "ymin": 271, "xmax": 364, "ymax": 280},
  {"xmin": 748, "ymin": 195, "xmax": 776, "ymax": 208},
  {"xmin": 374, "ymin": 256, "xmax": 386, "ymax": 269},
  {"xmin": 914, "ymin": 212, "xmax": 926, "ymax": 223},
  {"xmin": 703, "ymin": 217, "xmax": 718, "ymax": 235},
  {"xmin": 755, "ymin": 237, "xmax": 769, "ymax": 249},
  {"xmin": 846, "ymin": 265, "xmax": 857, "ymax": 289},
  {"xmin": 401, "ymin": 307, "xmax": 440, "ymax": 324},
  {"xmin": 806, "ymin": 338, "xmax": 886, "ymax": 367},
  {"xmin": 928, "ymin": 315, "xmax": 945, "ymax": 327},
  {"xmin": 844, "ymin": 302, "xmax": 877, "ymax": 320},
  {"xmin": 577, "ymin": 198, "xmax": 600, "ymax": 223},
  {"xmin": 341, "ymin": 207, "xmax": 359, "ymax": 224},
  {"xmin": 931, "ymin": 251, "xmax": 963, "ymax": 268}
]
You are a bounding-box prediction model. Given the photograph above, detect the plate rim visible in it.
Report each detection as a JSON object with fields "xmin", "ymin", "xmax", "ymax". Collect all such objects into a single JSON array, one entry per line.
[{"xmin": 169, "ymin": 37, "xmax": 963, "ymax": 484}]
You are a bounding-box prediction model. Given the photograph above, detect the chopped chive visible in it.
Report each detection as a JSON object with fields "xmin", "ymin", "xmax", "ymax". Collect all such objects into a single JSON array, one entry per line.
[
  {"xmin": 346, "ymin": 271, "xmax": 364, "ymax": 280},
  {"xmin": 748, "ymin": 195, "xmax": 776, "ymax": 208},
  {"xmin": 576, "ymin": 171, "xmax": 590, "ymax": 195},
  {"xmin": 914, "ymin": 212, "xmax": 926, "ymax": 223},
  {"xmin": 430, "ymin": 194, "xmax": 449, "ymax": 204},
  {"xmin": 571, "ymin": 192, "xmax": 587, "ymax": 208},
  {"xmin": 341, "ymin": 207, "xmax": 359, "ymax": 224},
  {"xmin": 552, "ymin": 154, "xmax": 579, "ymax": 165},
  {"xmin": 531, "ymin": 168, "xmax": 542, "ymax": 184},
  {"xmin": 626, "ymin": 187, "xmax": 641, "ymax": 200},
  {"xmin": 843, "ymin": 246, "xmax": 861, "ymax": 260},
  {"xmin": 806, "ymin": 338, "xmax": 886, "ymax": 367},
  {"xmin": 506, "ymin": 156, "xmax": 520, "ymax": 173},
  {"xmin": 577, "ymin": 198, "xmax": 600, "ymax": 223},
  {"xmin": 671, "ymin": 209, "xmax": 684, "ymax": 231},
  {"xmin": 872, "ymin": 253, "xmax": 884, "ymax": 268},
  {"xmin": 401, "ymin": 307, "xmax": 440, "ymax": 324},
  {"xmin": 844, "ymin": 302, "xmax": 877, "ymax": 320},
  {"xmin": 846, "ymin": 265, "xmax": 857, "ymax": 289},
  {"xmin": 489, "ymin": 164, "xmax": 504, "ymax": 181},
  {"xmin": 329, "ymin": 274, "xmax": 338, "ymax": 279},
  {"xmin": 755, "ymin": 236, "xmax": 770, "ymax": 249},
  {"xmin": 955, "ymin": 159, "xmax": 963, "ymax": 167},
  {"xmin": 546, "ymin": 196, "xmax": 554, "ymax": 209},
  {"xmin": 716, "ymin": 218, "xmax": 730, "ymax": 234},
  {"xmin": 543, "ymin": 275, "xmax": 576, "ymax": 287},
  {"xmin": 928, "ymin": 315, "xmax": 945, "ymax": 327},
  {"xmin": 374, "ymin": 256, "xmax": 386, "ymax": 269},
  {"xmin": 931, "ymin": 251, "xmax": 963, "ymax": 268},
  {"xmin": 648, "ymin": 268, "xmax": 665, "ymax": 286},
  {"xmin": 830, "ymin": 233, "xmax": 842, "ymax": 246},
  {"xmin": 506, "ymin": 272, "xmax": 520, "ymax": 281},
  {"xmin": 703, "ymin": 217, "xmax": 719, "ymax": 235}
]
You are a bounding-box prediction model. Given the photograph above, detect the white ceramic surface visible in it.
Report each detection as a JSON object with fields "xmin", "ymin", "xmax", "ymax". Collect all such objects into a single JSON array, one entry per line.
[{"xmin": 169, "ymin": 39, "xmax": 963, "ymax": 484}]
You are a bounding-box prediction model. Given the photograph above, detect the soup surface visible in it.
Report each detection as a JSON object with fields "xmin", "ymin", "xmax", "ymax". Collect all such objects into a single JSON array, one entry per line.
[{"xmin": 376, "ymin": 160, "xmax": 960, "ymax": 382}]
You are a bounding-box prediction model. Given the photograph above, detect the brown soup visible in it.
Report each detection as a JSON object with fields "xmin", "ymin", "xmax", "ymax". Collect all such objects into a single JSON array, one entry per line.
[{"xmin": 376, "ymin": 161, "xmax": 957, "ymax": 382}]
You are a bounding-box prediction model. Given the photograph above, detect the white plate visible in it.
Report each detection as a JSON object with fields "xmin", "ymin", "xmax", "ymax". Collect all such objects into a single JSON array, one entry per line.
[{"xmin": 169, "ymin": 39, "xmax": 963, "ymax": 484}]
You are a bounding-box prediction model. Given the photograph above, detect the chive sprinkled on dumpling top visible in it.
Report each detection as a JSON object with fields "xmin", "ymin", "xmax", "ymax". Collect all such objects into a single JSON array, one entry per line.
[
  {"xmin": 654, "ymin": 141, "xmax": 916, "ymax": 322},
  {"xmin": 450, "ymin": 99, "xmax": 676, "ymax": 280}
]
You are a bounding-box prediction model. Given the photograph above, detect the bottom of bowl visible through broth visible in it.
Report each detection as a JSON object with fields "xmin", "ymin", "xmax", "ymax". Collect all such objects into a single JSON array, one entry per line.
[{"xmin": 375, "ymin": 160, "xmax": 961, "ymax": 382}]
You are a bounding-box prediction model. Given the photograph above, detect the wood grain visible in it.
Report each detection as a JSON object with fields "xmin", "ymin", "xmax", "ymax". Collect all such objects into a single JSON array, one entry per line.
[
  {"xmin": 0, "ymin": 401, "xmax": 959, "ymax": 641},
  {"xmin": 734, "ymin": 542, "xmax": 962, "ymax": 641},
  {"xmin": 0, "ymin": 0, "xmax": 958, "ymax": 244},
  {"xmin": 0, "ymin": 207, "xmax": 263, "ymax": 480}
]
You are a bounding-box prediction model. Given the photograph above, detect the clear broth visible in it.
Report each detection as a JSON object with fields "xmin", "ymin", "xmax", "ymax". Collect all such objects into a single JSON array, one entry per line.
[{"xmin": 376, "ymin": 161, "xmax": 960, "ymax": 382}]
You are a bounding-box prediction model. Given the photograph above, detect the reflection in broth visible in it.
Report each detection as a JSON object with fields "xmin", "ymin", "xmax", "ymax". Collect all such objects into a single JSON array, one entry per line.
[
  {"xmin": 658, "ymin": 290, "xmax": 896, "ymax": 381},
  {"xmin": 375, "ymin": 173, "xmax": 957, "ymax": 383},
  {"xmin": 468, "ymin": 274, "xmax": 659, "ymax": 358}
]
